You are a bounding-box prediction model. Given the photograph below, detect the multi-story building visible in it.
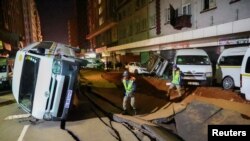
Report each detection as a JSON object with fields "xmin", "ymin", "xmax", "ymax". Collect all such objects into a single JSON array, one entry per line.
[
  {"xmin": 76, "ymin": 0, "xmax": 90, "ymax": 49},
  {"xmin": 22, "ymin": 0, "xmax": 42, "ymax": 44},
  {"xmin": 87, "ymin": 0, "xmax": 250, "ymax": 68},
  {"xmin": 0, "ymin": 0, "xmax": 42, "ymax": 54},
  {"xmin": 86, "ymin": 0, "xmax": 118, "ymax": 66},
  {"xmin": 68, "ymin": 18, "xmax": 78, "ymax": 47},
  {"xmin": 86, "ymin": 0, "xmax": 117, "ymax": 53}
]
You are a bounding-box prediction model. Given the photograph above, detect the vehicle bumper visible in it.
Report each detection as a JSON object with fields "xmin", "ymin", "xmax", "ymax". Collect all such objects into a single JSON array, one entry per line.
[{"xmin": 182, "ymin": 77, "xmax": 213, "ymax": 86}]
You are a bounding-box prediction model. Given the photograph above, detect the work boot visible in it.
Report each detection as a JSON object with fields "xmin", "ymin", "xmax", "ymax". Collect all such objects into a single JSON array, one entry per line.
[
  {"xmin": 166, "ymin": 93, "xmax": 170, "ymax": 100},
  {"xmin": 133, "ymin": 109, "xmax": 137, "ymax": 116},
  {"xmin": 121, "ymin": 110, "xmax": 128, "ymax": 115}
]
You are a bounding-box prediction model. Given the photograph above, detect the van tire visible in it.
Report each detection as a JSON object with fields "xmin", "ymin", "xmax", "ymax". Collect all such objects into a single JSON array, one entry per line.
[{"xmin": 222, "ymin": 76, "xmax": 234, "ymax": 90}]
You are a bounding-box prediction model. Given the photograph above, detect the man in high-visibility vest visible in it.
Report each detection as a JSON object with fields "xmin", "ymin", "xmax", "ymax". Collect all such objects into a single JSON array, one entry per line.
[
  {"xmin": 121, "ymin": 70, "xmax": 137, "ymax": 115},
  {"xmin": 167, "ymin": 64, "xmax": 182, "ymax": 98}
]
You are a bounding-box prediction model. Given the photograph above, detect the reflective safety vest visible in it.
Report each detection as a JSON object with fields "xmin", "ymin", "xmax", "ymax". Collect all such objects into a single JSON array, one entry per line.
[
  {"xmin": 122, "ymin": 79, "xmax": 135, "ymax": 94},
  {"xmin": 172, "ymin": 70, "xmax": 181, "ymax": 85}
]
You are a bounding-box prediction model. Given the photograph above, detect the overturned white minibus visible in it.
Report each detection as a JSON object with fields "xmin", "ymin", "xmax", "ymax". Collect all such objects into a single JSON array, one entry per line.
[{"xmin": 12, "ymin": 41, "xmax": 81, "ymax": 120}]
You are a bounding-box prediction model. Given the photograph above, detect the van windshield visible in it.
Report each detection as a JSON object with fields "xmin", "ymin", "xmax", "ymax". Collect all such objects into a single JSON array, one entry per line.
[
  {"xmin": 19, "ymin": 55, "xmax": 40, "ymax": 112},
  {"xmin": 176, "ymin": 55, "xmax": 211, "ymax": 65}
]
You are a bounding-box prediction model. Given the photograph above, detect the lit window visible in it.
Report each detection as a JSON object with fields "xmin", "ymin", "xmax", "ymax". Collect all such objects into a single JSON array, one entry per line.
[
  {"xmin": 164, "ymin": 8, "xmax": 170, "ymax": 23},
  {"xmin": 99, "ymin": 7, "xmax": 103, "ymax": 15},
  {"xmin": 99, "ymin": 17, "xmax": 104, "ymax": 26},
  {"xmin": 182, "ymin": 4, "xmax": 191, "ymax": 15}
]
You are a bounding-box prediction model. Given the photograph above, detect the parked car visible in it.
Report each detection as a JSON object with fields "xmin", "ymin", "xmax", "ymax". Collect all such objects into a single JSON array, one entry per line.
[
  {"xmin": 83, "ymin": 58, "xmax": 104, "ymax": 69},
  {"xmin": 125, "ymin": 62, "xmax": 149, "ymax": 74}
]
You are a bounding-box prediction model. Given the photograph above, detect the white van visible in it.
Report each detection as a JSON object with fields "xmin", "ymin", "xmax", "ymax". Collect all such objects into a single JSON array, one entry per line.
[
  {"xmin": 240, "ymin": 47, "xmax": 250, "ymax": 100},
  {"xmin": 12, "ymin": 41, "xmax": 81, "ymax": 120},
  {"xmin": 174, "ymin": 49, "xmax": 213, "ymax": 86},
  {"xmin": 216, "ymin": 47, "xmax": 247, "ymax": 89}
]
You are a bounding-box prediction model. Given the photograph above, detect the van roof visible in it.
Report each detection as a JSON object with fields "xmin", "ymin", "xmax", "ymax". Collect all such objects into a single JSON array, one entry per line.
[
  {"xmin": 221, "ymin": 47, "xmax": 248, "ymax": 56},
  {"xmin": 176, "ymin": 49, "xmax": 208, "ymax": 56}
]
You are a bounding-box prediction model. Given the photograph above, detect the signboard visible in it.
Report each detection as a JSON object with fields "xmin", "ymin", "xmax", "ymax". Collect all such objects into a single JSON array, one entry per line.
[
  {"xmin": 218, "ymin": 36, "xmax": 250, "ymax": 45},
  {"xmin": 64, "ymin": 90, "xmax": 73, "ymax": 108}
]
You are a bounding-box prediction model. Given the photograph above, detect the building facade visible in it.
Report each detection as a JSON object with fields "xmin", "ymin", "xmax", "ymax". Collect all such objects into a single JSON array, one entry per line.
[
  {"xmin": 0, "ymin": 0, "xmax": 42, "ymax": 55},
  {"xmin": 86, "ymin": 0, "xmax": 117, "ymax": 51},
  {"xmin": 87, "ymin": 0, "xmax": 250, "ymax": 68}
]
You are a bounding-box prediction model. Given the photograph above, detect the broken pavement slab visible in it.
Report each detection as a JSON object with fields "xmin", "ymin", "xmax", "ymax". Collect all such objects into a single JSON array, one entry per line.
[
  {"xmin": 138, "ymin": 102, "xmax": 186, "ymax": 121},
  {"xmin": 182, "ymin": 94, "xmax": 250, "ymax": 117},
  {"xmin": 113, "ymin": 114, "xmax": 183, "ymax": 141},
  {"xmin": 175, "ymin": 100, "xmax": 250, "ymax": 141}
]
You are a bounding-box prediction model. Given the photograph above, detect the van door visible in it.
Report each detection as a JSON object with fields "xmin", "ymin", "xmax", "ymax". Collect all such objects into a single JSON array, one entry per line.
[{"xmin": 241, "ymin": 48, "xmax": 250, "ymax": 100}]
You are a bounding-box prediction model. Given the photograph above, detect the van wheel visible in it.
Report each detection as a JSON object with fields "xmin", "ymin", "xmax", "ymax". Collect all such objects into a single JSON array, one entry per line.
[{"xmin": 222, "ymin": 77, "xmax": 234, "ymax": 90}]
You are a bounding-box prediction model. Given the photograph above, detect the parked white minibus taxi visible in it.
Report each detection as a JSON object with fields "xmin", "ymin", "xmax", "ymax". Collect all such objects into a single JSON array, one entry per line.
[
  {"xmin": 174, "ymin": 49, "xmax": 213, "ymax": 86},
  {"xmin": 216, "ymin": 46, "xmax": 250, "ymax": 100},
  {"xmin": 240, "ymin": 47, "xmax": 250, "ymax": 100}
]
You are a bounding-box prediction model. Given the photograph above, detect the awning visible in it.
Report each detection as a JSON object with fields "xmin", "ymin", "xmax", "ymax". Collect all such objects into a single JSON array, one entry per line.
[
  {"xmin": 86, "ymin": 22, "xmax": 117, "ymax": 40},
  {"xmin": 95, "ymin": 46, "xmax": 107, "ymax": 53},
  {"xmin": 0, "ymin": 29, "xmax": 20, "ymax": 44}
]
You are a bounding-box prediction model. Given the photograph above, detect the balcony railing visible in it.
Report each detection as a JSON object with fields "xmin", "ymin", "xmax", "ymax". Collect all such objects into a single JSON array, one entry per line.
[{"xmin": 174, "ymin": 15, "xmax": 192, "ymax": 30}]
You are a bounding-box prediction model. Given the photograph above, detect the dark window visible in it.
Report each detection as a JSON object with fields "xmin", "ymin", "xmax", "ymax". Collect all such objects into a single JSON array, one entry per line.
[
  {"xmin": 34, "ymin": 42, "xmax": 53, "ymax": 50},
  {"xmin": 245, "ymin": 57, "xmax": 250, "ymax": 73},
  {"xmin": 204, "ymin": 0, "xmax": 209, "ymax": 10},
  {"xmin": 175, "ymin": 9, "xmax": 179, "ymax": 18},
  {"xmin": 219, "ymin": 55, "xmax": 244, "ymax": 66},
  {"xmin": 202, "ymin": 0, "xmax": 216, "ymax": 11}
]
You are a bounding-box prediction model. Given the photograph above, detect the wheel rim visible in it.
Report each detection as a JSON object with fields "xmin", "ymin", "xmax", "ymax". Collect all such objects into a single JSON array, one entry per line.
[{"xmin": 223, "ymin": 77, "xmax": 234, "ymax": 89}]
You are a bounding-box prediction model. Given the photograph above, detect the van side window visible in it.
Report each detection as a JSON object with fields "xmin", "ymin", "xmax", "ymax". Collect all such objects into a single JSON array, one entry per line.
[
  {"xmin": 219, "ymin": 55, "xmax": 244, "ymax": 66},
  {"xmin": 245, "ymin": 57, "xmax": 250, "ymax": 73}
]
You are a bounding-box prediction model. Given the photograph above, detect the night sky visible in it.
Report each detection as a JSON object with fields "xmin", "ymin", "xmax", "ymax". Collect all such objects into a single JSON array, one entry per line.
[{"xmin": 35, "ymin": 0, "xmax": 75, "ymax": 44}]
